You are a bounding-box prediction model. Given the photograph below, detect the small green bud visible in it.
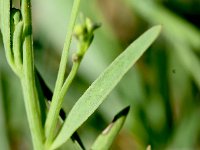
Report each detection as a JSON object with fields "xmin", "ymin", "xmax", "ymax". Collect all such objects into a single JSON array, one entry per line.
[
  {"xmin": 74, "ymin": 25, "xmax": 84, "ymax": 36},
  {"xmin": 74, "ymin": 24, "xmax": 86, "ymax": 40},
  {"xmin": 86, "ymin": 17, "xmax": 101, "ymax": 33},
  {"xmin": 73, "ymin": 16, "xmax": 101, "ymax": 59}
]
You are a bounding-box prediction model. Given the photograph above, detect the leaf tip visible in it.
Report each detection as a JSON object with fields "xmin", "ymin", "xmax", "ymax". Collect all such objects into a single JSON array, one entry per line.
[
  {"xmin": 113, "ymin": 106, "xmax": 130, "ymax": 122},
  {"xmin": 153, "ymin": 24, "xmax": 162, "ymax": 35},
  {"xmin": 146, "ymin": 145, "xmax": 151, "ymax": 150},
  {"xmin": 102, "ymin": 123, "xmax": 114, "ymax": 135},
  {"xmin": 155, "ymin": 24, "xmax": 162, "ymax": 29},
  {"xmin": 102, "ymin": 106, "xmax": 130, "ymax": 135}
]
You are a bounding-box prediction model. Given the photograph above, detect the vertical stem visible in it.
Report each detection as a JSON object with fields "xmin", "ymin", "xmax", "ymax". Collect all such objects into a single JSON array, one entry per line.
[
  {"xmin": 45, "ymin": 0, "xmax": 81, "ymax": 147},
  {"xmin": 20, "ymin": 0, "xmax": 44, "ymax": 149},
  {"xmin": 45, "ymin": 62, "xmax": 80, "ymax": 148},
  {"xmin": 21, "ymin": 80, "xmax": 44, "ymax": 150}
]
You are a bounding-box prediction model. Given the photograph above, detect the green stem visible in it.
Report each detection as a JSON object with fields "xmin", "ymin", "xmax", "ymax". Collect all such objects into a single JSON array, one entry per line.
[
  {"xmin": 45, "ymin": 0, "xmax": 81, "ymax": 146},
  {"xmin": 45, "ymin": 61, "xmax": 80, "ymax": 148},
  {"xmin": 60, "ymin": 62, "xmax": 80, "ymax": 104},
  {"xmin": 20, "ymin": 0, "xmax": 44, "ymax": 149},
  {"xmin": 21, "ymin": 79, "xmax": 44, "ymax": 150}
]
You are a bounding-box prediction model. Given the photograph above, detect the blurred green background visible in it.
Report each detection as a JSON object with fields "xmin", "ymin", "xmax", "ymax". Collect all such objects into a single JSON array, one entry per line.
[{"xmin": 0, "ymin": 0, "xmax": 200, "ymax": 149}]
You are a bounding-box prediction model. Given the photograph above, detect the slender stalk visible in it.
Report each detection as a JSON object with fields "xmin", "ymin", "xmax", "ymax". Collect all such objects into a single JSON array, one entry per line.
[
  {"xmin": 20, "ymin": 0, "xmax": 44, "ymax": 149},
  {"xmin": 60, "ymin": 62, "xmax": 80, "ymax": 105},
  {"xmin": 45, "ymin": 0, "xmax": 81, "ymax": 146},
  {"xmin": 21, "ymin": 79, "xmax": 44, "ymax": 150},
  {"xmin": 45, "ymin": 61, "xmax": 80, "ymax": 148}
]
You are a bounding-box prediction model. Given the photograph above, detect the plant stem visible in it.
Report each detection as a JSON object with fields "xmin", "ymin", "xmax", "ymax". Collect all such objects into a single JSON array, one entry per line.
[
  {"xmin": 21, "ymin": 79, "xmax": 44, "ymax": 149},
  {"xmin": 45, "ymin": 0, "xmax": 81, "ymax": 146},
  {"xmin": 20, "ymin": 0, "xmax": 44, "ymax": 149},
  {"xmin": 45, "ymin": 61, "xmax": 80, "ymax": 148},
  {"xmin": 60, "ymin": 62, "xmax": 80, "ymax": 105}
]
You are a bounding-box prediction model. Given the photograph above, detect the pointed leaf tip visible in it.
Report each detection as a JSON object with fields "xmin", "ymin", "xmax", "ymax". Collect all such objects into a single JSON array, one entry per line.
[
  {"xmin": 113, "ymin": 106, "xmax": 130, "ymax": 122},
  {"xmin": 91, "ymin": 106, "xmax": 130, "ymax": 150},
  {"xmin": 51, "ymin": 26, "xmax": 161, "ymax": 149}
]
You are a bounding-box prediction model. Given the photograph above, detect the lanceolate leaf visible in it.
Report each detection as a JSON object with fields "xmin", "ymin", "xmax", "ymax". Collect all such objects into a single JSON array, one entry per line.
[
  {"xmin": 51, "ymin": 25, "xmax": 161, "ymax": 149},
  {"xmin": 0, "ymin": 0, "xmax": 10, "ymax": 51},
  {"xmin": 0, "ymin": 0, "xmax": 14, "ymax": 67},
  {"xmin": 91, "ymin": 106, "xmax": 130, "ymax": 150}
]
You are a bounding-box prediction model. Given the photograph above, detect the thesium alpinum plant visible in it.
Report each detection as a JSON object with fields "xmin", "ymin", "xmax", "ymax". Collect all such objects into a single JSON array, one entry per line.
[{"xmin": 0, "ymin": 0, "xmax": 161, "ymax": 149}]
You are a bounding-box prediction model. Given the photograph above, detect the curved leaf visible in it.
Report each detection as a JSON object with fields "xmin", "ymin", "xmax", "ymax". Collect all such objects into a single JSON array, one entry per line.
[
  {"xmin": 51, "ymin": 25, "xmax": 161, "ymax": 149},
  {"xmin": 91, "ymin": 106, "xmax": 130, "ymax": 150}
]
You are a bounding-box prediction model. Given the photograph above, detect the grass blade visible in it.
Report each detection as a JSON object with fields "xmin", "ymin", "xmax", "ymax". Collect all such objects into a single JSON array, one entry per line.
[
  {"xmin": 91, "ymin": 106, "xmax": 130, "ymax": 150},
  {"xmin": 51, "ymin": 25, "xmax": 161, "ymax": 149},
  {"xmin": 1, "ymin": 0, "xmax": 16, "ymax": 70}
]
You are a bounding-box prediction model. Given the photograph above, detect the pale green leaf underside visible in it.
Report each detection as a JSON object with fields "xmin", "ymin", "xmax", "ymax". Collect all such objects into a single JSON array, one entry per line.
[
  {"xmin": 51, "ymin": 25, "xmax": 161, "ymax": 149},
  {"xmin": 1, "ymin": 0, "xmax": 13, "ymax": 64},
  {"xmin": 91, "ymin": 106, "xmax": 130, "ymax": 150},
  {"xmin": 0, "ymin": 0, "xmax": 10, "ymax": 50}
]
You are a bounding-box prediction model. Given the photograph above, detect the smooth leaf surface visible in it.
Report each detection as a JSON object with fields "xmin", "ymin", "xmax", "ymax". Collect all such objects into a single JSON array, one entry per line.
[
  {"xmin": 0, "ymin": 0, "xmax": 14, "ymax": 67},
  {"xmin": 91, "ymin": 106, "xmax": 130, "ymax": 150},
  {"xmin": 51, "ymin": 25, "xmax": 161, "ymax": 149},
  {"xmin": 0, "ymin": 0, "xmax": 10, "ymax": 51}
]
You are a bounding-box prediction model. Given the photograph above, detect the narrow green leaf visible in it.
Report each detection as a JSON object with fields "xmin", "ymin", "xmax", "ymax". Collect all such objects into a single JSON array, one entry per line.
[
  {"xmin": 146, "ymin": 145, "xmax": 151, "ymax": 150},
  {"xmin": 13, "ymin": 21, "xmax": 23, "ymax": 75},
  {"xmin": 0, "ymin": 0, "xmax": 10, "ymax": 51},
  {"xmin": 1, "ymin": 0, "xmax": 15, "ymax": 68},
  {"xmin": 51, "ymin": 25, "xmax": 161, "ymax": 149},
  {"xmin": 91, "ymin": 106, "xmax": 130, "ymax": 150}
]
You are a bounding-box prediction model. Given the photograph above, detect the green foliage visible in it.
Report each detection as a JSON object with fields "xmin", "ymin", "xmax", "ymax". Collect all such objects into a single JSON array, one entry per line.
[
  {"xmin": 91, "ymin": 106, "xmax": 130, "ymax": 150},
  {"xmin": 1, "ymin": 0, "xmax": 199, "ymax": 150},
  {"xmin": 0, "ymin": 0, "xmax": 161, "ymax": 149},
  {"xmin": 51, "ymin": 25, "xmax": 161, "ymax": 149}
]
